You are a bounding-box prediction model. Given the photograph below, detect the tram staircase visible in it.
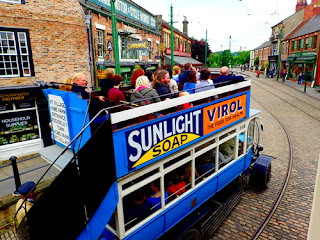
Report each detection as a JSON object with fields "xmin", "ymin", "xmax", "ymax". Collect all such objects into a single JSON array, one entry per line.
[{"xmin": 16, "ymin": 119, "xmax": 118, "ymax": 240}]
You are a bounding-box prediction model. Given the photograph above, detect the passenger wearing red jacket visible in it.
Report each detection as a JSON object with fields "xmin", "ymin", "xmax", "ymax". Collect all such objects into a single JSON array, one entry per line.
[{"xmin": 108, "ymin": 74, "xmax": 126, "ymax": 106}]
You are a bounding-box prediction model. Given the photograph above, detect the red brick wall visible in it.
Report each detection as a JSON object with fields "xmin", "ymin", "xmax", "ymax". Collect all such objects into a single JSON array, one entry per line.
[{"xmin": 0, "ymin": 0, "xmax": 90, "ymax": 87}]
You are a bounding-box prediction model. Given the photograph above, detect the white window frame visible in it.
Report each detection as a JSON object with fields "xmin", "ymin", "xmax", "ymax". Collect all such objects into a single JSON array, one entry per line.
[{"xmin": 0, "ymin": 0, "xmax": 23, "ymax": 4}]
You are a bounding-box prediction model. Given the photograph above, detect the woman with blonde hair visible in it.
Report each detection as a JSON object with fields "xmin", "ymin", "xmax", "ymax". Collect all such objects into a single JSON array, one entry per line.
[
  {"xmin": 130, "ymin": 76, "xmax": 161, "ymax": 106},
  {"xmin": 100, "ymin": 68, "xmax": 115, "ymax": 97},
  {"xmin": 172, "ymin": 65, "xmax": 181, "ymax": 82},
  {"xmin": 59, "ymin": 77, "xmax": 74, "ymax": 91}
]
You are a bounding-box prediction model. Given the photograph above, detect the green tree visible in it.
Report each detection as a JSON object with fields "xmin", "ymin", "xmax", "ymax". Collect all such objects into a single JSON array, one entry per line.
[
  {"xmin": 209, "ymin": 53, "xmax": 221, "ymax": 67},
  {"xmin": 234, "ymin": 50, "xmax": 250, "ymax": 65},
  {"xmin": 221, "ymin": 50, "xmax": 234, "ymax": 67},
  {"xmin": 254, "ymin": 57, "xmax": 259, "ymax": 66}
]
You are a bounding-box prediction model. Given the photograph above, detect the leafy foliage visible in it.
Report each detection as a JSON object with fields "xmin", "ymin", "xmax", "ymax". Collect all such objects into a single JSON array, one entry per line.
[{"xmin": 191, "ymin": 39, "xmax": 212, "ymax": 64}]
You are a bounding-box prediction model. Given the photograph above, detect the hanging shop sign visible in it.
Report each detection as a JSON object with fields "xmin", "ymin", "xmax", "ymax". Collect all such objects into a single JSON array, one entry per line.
[
  {"xmin": 127, "ymin": 40, "xmax": 149, "ymax": 51},
  {"xmin": 0, "ymin": 110, "xmax": 40, "ymax": 145},
  {"xmin": 165, "ymin": 48, "xmax": 191, "ymax": 57},
  {"xmin": 87, "ymin": 0, "xmax": 157, "ymax": 30}
]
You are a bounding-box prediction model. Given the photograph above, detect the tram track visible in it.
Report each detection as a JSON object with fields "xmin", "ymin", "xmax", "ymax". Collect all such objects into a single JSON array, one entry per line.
[
  {"xmin": 249, "ymin": 95, "xmax": 293, "ymax": 240},
  {"xmin": 251, "ymin": 81, "xmax": 320, "ymax": 123}
]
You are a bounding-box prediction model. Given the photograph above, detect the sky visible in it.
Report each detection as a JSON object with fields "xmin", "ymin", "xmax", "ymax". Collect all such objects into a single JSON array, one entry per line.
[{"xmin": 132, "ymin": 0, "xmax": 303, "ymax": 53}]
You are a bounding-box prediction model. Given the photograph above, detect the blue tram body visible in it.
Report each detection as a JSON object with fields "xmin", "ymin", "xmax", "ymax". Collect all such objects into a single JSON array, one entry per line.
[{"xmin": 17, "ymin": 79, "xmax": 272, "ymax": 240}]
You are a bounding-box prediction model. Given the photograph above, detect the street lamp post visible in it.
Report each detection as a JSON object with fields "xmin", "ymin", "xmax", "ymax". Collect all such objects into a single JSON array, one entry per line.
[
  {"xmin": 170, "ymin": 4, "xmax": 174, "ymax": 70},
  {"xmin": 205, "ymin": 29, "xmax": 207, "ymax": 68},
  {"xmin": 276, "ymin": 27, "xmax": 283, "ymax": 81},
  {"xmin": 110, "ymin": 0, "xmax": 121, "ymax": 74},
  {"xmin": 84, "ymin": 13, "xmax": 94, "ymax": 89}
]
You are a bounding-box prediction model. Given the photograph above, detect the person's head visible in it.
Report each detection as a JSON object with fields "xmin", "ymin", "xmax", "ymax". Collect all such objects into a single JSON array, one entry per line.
[
  {"xmin": 135, "ymin": 76, "xmax": 150, "ymax": 90},
  {"xmin": 105, "ymin": 68, "xmax": 115, "ymax": 79},
  {"xmin": 74, "ymin": 73, "xmax": 87, "ymax": 86},
  {"xmin": 134, "ymin": 189, "xmax": 147, "ymax": 205},
  {"xmin": 173, "ymin": 66, "xmax": 181, "ymax": 75},
  {"xmin": 191, "ymin": 67, "xmax": 197, "ymax": 73},
  {"xmin": 18, "ymin": 181, "xmax": 36, "ymax": 199},
  {"xmin": 131, "ymin": 68, "xmax": 145, "ymax": 86},
  {"xmin": 145, "ymin": 70, "xmax": 153, "ymax": 82},
  {"xmin": 59, "ymin": 77, "xmax": 74, "ymax": 91},
  {"xmin": 152, "ymin": 69, "xmax": 169, "ymax": 88},
  {"xmin": 187, "ymin": 71, "xmax": 197, "ymax": 83},
  {"xmin": 151, "ymin": 180, "xmax": 160, "ymax": 192},
  {"xmin": 112, "ymin": 74, "xmax": 123, "ymax": 86},
  {"xmin": 220, "ymin": 66, "xmax": 229, "ymax": 76},
  {"xmin": 200, "ymin": 68, "xmax": 211, "ymax": 81},
  {"xmin": 184, "ymin": 63, "xmax": 192, "ymax": 71},
  {"xmin": 168, "ymin": 69, "xmax": 173, "ymax": 79},
  {"xmin": 179, "ymin": 91, "xmax": 190, "ymax": 97}
]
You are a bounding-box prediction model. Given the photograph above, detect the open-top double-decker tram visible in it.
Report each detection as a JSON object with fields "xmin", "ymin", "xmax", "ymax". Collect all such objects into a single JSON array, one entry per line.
[{"xmin": 15, "ymin": 74, "xmax": 273, "ymax": 240}]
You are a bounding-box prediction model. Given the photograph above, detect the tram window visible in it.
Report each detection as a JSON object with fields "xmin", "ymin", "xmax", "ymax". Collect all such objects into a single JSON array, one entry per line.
[
  {"xmin": 195, "ymin": 139, "xmax": 215, "ymax": 152},
  {"xmin": 219, "ymin": 129, "xmax": 236, "ymax": 141},
  {"xmin": 240, "ymin": 124, "xmax": 245, "ymax": 130},
  {"xmin": 123, "ymin": 178, "xmax": 162, "ymax": 231},
  {"xmin": 165, "ymin": 162, "xmax": 191, "ymax": 203},
  {"xmin": 247, "ymin": 119, "xmax": 255, "ymax": 149},
  {"xmin": 219, "ymin": 137, "xmax": 236, "ymax": 168},
  {"xmin": 164, "ymin": 152, "xmax": 190, "ymax": 169},
  {"xmin": 122, "ymin": 169, "xmax": 159, "ymax": 190},
  {"xmin": 238, "ymin": 133, "xmax": 244, "ymax": 156},
  {"xmin": 195, "ymin": 148, "xmax": 217, "ymax": 185}
]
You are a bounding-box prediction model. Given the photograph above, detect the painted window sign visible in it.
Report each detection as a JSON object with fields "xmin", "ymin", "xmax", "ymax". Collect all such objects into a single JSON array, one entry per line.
[
  {"xmin": 125, "ymin": 94, "xmax": 247, "ymax": 169},
  {"xmin": 127, "ymin": 40, "xmax": 149, "ymax": 51},
  {"xmin": 87, "ymin": 0, "xmax": 157, "ymax": 30}
]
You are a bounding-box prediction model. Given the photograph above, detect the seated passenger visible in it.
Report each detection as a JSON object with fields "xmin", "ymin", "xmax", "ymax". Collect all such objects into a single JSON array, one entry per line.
[
  {"xmin": 153, "ymin": 70, "xmax": 176, "ymax": 101},
  {"xmin": 130, "ymin": 68, "xmax": 145, "ymax": 88},
  {"xmin": 145, "ymin": 70, "xmax": 153, "ymax": 88},
  {"xmin": 168, "ymin": 69, "xmax": 179, "ymax": 93},
  {"xmin": 108, "ymin": 74, "xmax": 126, "ymax": 106},
  {"xmin": 214, "ymin": 66, "xmax": 244, "ymax": 87},
  {"xmin": 183, "ymin": 71, "xmax": 197, "ymax": 94},
  {"xmin": 167, "ymin": 173, "xmax": 186, "ymax": 201},
  {"xmin": 195, "ymin": 69, "xmax": 216, "ymax": 93},
  {"xmin": 59, "ymin": 77, "xmax": 73, "ymax": 91},
  {"xmin": 196, "ymin": 151, "xmax": 215, "ymax": 177},
  {"xmin": 178, "ymin": 91, "xmax": 193, "ymax": 110},
  {"xmin": 124, "ymin": 189, "xmax": 153, "ymax": 229},
  {"xmin": 130, "ymin": 76, "xmax": 161, "ymax": 106},
  {"xmin": 219, "ymin": 138, "xmax": 236, "ymax": 161},
  {"xmin": 172, "ymin": 65, "xmax": 181, "ymax": 82},
  {"xmin": 99, "ymin": 68, "xmax": 115, "ymax": 97},
  {"xmin": 147, "ymin": 180, "xmax": 168, "ymax": 211}
]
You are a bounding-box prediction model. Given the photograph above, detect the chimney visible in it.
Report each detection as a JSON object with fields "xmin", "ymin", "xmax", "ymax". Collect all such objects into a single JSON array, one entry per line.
[
  {"xmin": 296, "ymin": 0, "xmax": 307, "ymax": 12},
  {"xmin": 183, "ymin": 16, "xmax": 188, "ymax": 37}
]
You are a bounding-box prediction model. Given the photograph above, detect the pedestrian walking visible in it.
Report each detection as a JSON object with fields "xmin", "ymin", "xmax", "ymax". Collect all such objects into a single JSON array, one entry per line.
[
  {"xmin": 282, "ymin": 69, "xmax": 286, "ymax": 82},
  {"xmin": 298, "ymin": 72, "xmax": 303, "ymax": 85},
  {"xmin": 256, "ymin": 69, "xmax": 260, "ymax": 78}
]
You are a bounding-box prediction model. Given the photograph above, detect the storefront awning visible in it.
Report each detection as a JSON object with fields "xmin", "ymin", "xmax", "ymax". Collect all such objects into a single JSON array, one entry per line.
[{"xmin": 163, "ymin": 54, "xmax": 203, "ymax": 66}]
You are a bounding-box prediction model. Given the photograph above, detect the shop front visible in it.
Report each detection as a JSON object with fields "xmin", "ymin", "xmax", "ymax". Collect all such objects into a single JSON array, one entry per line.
[
  {"xmin": 163, "ymin": 48, "xmax": 203, "ymax": 69},
  {"xmin": 0, "ymin": 86, "xmax": 51, "ymax": 161},
  {"xmin": 288, "ymin": 51, "xmax": 316, "ymax": 84},
  {"xmin": 79, "ymin": 0, "xmax": 161, "ymax": 88}
]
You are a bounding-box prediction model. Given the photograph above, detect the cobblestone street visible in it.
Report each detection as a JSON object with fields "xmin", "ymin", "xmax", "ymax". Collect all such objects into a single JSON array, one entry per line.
[{"xmin": 210, "ymin": 72, "xmax": 320, "ymax": 239}]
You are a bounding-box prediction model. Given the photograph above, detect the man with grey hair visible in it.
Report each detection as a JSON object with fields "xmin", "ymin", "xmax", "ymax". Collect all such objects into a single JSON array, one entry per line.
[{"xmin": 214, "ymin": 66, "xmax": 244, "ymax": 87}]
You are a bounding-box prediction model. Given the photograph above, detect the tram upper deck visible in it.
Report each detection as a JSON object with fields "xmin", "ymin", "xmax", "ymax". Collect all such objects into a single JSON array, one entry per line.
[{"xmin": 42, "ymin": 78, "xmax": 251, "ymax": 178}]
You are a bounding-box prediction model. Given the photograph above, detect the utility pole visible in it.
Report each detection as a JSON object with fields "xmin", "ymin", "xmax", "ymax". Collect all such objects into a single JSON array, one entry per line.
[
  {"xmin": 170, "ymin": 4, "xmax": 174, "ymax": 70},
  {"xmin": 220, "ymin": 44, "xmax": 222, "ymax": 67},
  {"xmin": 229, "ymin": 35, "xmax": 231, "ymax": 67},
  {"xmin": 205, "ymin": 29, "xmax": 208, "ymax": 67},
  {"xmin": 276, "ymin": 27, "xmax": 282, "ymax": 81},
  {"xmin": 111, "ymin": 0, "xmax": 121, "ymax": 74}
]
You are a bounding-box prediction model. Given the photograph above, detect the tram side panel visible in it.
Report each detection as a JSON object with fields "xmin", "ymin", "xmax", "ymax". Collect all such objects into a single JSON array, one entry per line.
[{"xmin": 26, "ymin": 119, "xmax": 118, "ymax": 240}]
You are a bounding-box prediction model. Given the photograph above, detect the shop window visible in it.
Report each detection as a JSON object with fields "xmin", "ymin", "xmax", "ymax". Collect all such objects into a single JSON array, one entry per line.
[
  {"xmin": 97, "ymin": 29, "xmax": 105, "ymax": 60},
  {"xmin": 120, "ymin": 36, "xmax": 140, "ymax": 60},
  {"xmin": 313, "ymin": 35, "xmax": 317, "ymax": 49},
  {"xmin": 0, "ymin": 0, "xmax": 24, "ymax": 3},
  {"xmin": 0, "ymin": 28, "xmax": 34, "ymax": 77},
  {"xmin": 299, "ymin": 39, "xmax": 304, "ymax": 51},
  {"xmin": 293, "ymin": 41, "xmax": 297, "ymax": 51},
  {"xmin": 308, "ymin": 37, "xmax": 312, "ymax": 48}
]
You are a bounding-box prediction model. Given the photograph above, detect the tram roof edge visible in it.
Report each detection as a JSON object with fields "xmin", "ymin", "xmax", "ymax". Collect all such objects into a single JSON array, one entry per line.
[{"xmin": 110, "ymin": 80, "xmax": 251, "ymax": 124}]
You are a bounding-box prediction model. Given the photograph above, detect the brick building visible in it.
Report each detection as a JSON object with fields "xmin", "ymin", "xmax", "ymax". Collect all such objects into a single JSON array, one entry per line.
[
  {"xmin": 0, "ymin": 0, "xmax": 89, "ymax": 160},
  {"xmin": 253, "ymin": 41, "xmax": 271, "ymax": 69},
  {"xmin": 0, "ymin": 0, "xmax": 90, "ymax": 86},
  {"xmin": 78, "ymin": 0, "xmax": 161, "ymax": 87}
]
